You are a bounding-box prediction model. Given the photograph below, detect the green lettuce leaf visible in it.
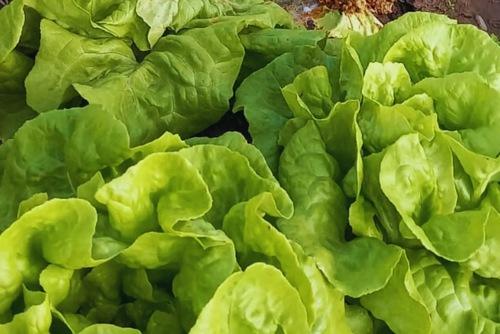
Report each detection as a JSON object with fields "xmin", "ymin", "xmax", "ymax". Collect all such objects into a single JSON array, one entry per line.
[
  {"xmin": 118, "ymin": 220, "xmax": 237, "ymax": 329},
  {"xmin": 137, "ymin": 0, "xmax": 286, "ymax": 46},
  {"xmin": 316, "ymin": 100, "xmax": 363, "ymax": 178},
  {"xmin": 234, "ymin": 46, "xmax": 340, "ymax": 172},
  {"xmin": 0, "ymin": 2, "xmax": 37, "ymax": 140},
  {"xmin": 223, "ymin": 192, "xmax": 351, "ymax": 333},
  {"xmin": 358, "ymin": 97, "xmax": 437, "ymax": 154},
  {"xmin": 444, "ymin": 134, "xmax": 500, "ymax": 208},
  {"xmin": 190, "ymin": 263, "xmax": 310, "ymax": 334},
  {"xmin": 339, "ymin": 43, "xmax": 364, "ymax": 101},
  {"xmin": 408, "ymin": 250, "xmax": 500, "ymax": 333},
  {"xmin": 0, "ymin": 199, "xmax": 120, "ymax": 315},
  {"xmin": 75, "ymin": 22, "xmax": 244, "ymax": 145},
  {"xmin": 361, "ymin": 62, "xmax": 411, "ymax": 106},
  {"xmin": 384, "ymin": 23, "xmax": 500, "ymax": 89},
  {"xmin": 275, "ymin": 118, "xmax": 428, "ymax": 334},
  {"xmin": 95, "ymin": 152, "xmax": 212, "ymax": 240},
  {"xmin": 176, "ymin": 144, "xmax": 293, "ymax": 227},
  {"xmin": 78, "ymin": 324, "xmax": 141, "ymax": 334},
  {"xmin": 409, "ymin": 72, "xmax": 500, "ymax": 157},
  {"xmin": 0, "ymin": 291, "xmax": 51, "ymax": 334},
  {"xmin": 0, "ymin": 50, "xmax": 36, "ymax": 141},
  {"xmin": 240, "ymin": 28, "xmax": 326, "ymax": 68},
  {"xmin": 281, "ymin": 66, "xmax": 335, "ymax": 119},
  {"xmin": 278, "ymin": 121, "xmax": 345, "ymax": 248},
  {"xmin": 0, "ymin": 0, "xmax": 25, "ymax": 62},
  {"xmin": 360, "ymin": 252, "xmax": 430, "ymax": 334},
  {"xmin": 466, "ymin": 193, "xmax": 500, "ymax": 279},
  {"xmin": 24, "ymin": 0, "xmax": 150, "ymax": 50},
  {"xmin": 0, "ymin": 105, "xmax": 130, "ymax": 230},
  {"xmin": 187, "ymin": 131, "xmax": 275, "ymax": 181},
  {"xmin": 347, "ymin": 12, "xmax": 455, "ymax": 68},
  {"xmin": 26, "ymin": 20, "xmax": 137, "ymax": 113}
]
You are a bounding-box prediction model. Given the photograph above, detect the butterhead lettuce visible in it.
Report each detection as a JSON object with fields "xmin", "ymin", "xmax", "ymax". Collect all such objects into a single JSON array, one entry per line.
[{"xmin": 0, "ymin": 0, "xmax": 499, "ymax": 332}]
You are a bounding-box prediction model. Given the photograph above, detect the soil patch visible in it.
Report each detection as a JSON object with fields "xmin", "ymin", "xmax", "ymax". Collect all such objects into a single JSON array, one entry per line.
[
  {"xmin": 276, "ymin": 0, "xmax": 500, "ymax": 35},
  {"xmin": 401, "ymin": 0, "xmax": 499, "ymax": 35}
]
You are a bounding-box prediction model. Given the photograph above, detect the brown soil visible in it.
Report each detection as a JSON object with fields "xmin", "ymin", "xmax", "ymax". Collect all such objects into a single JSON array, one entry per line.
[
  {"xmin": 276, "ymin": 0, "xmax": 500, "ymax": 35},
  {"xmin": 384, "ymin": 0, "xmax": 500, "ymax": 35}
]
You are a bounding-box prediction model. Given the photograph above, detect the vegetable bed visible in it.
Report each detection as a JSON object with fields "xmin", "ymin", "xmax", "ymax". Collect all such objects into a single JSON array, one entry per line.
[{"xmin": 0, "ymin": 1, "xmax": 499, "ymax": 334}]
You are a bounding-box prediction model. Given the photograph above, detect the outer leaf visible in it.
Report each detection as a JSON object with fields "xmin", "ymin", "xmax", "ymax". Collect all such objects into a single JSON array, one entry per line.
[
  {"xmin": 420, "ymin": 210, "xmax": 489, "ymax": 261},
  {"xmin": 17, "ymin": 193, "xmax": 48, "ymax": 218},
  {"xmin": 24, "ymin": 0, "xmax": 150, "ymax": 50},
  {"xmin": 0, "ymin": 50, "xmax": 36, "ymax": 140},
  {"xmin": 187, "ymin": 131, "xmax": 275, "ymax": 181},
  {"xmin": 347, "ymin": 12, "xmax": 455, "ymax": 68},
  {"xmin": 0, "ymin": 293, "xmax": 51, "ymax": 334},
  {"xmin": 360, "ymin": 152, "xmax": 403, "ymax": 243},
  {"xmin": 339, "ymin": 43, "xmax": 364, "ymax": 100},
  {"xmin": 182, "ymin": 2, "xmax": 292, "ymax": 30},
  {"xmin": 0, "ymin": 105, "xmax": 130, "ymax": 230},
  {"xmin": 408, "ymin": 250, "xmax": 500, "ymax": 333},
  {"xmin": 0, "ymin": 95, "xmax": 36, "ymax": 141},
  {"xmin": 380, "ymin": 133, "xmax": 493, "ymax": 262},
  {"xmin": 129, "ymin": 132, "xmax": 187, "ymax": 162},
  {"xmin": 40, "ymin": 265, "xmax": 80, "ymax": 312},
  {"xmin": 26, "ymin": 20, "xmax": 137, "ymax": 113},
  {"xmin": 384, "ymin": 23, "xmax": 500, "ymax": 89},
  {"xmin": 190, "ymin": 263, "xmax": 309, "ymax": 334},
  {"xmin": 177, "ymin": 145, "xmax": 293, "ymax": 228},
  {"xmin": 0, "ymin": 0, "xmax": 25, "ymax": 62},
  {"xmin": 361, "ymin": 252, "xmax": 431, "ymax": 334},
  {"xmin": 136, "ymin": 0, "xmax": 279, "ymax": 46},
  {"xmin": 136, "ymin": 0, "xmax": 181, "ymax": 46},
  {"xmin": 95, "ymin": 152, "xmax": 212, "ymax": 240},
  {"xmin": 320, "ymin": 239, "xmax": 402, "ymax": 298},
  {"xmin": 379, "ymin": 133, "xmax": 456, "ymax": 224},
  {"xmin": 0, "ymin": 199, "xmax": 113, "ymax": 315},
  {"xmin": 240, "ymin": 28, "xmax": 325, "ymax": 64},
  {"xmin": 76, "ymin": 22, "xmax": 245, "ymax": 145}
]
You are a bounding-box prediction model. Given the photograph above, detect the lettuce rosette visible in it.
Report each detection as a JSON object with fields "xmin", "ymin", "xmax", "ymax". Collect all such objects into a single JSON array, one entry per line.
[
  {"xmin": 0, "ymin": 0, "xmax": 499, "ymax": 333},
  {"xmin": 235, "ymin": 11, "xmax": 500, "ymax": 334}
]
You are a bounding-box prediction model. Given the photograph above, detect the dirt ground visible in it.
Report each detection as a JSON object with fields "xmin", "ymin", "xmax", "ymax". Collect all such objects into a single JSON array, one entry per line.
[
  {"xmin": 394, "ymin": 0, "xmax": 500, "ymax": 35},
  {"xmin": 1, "ymin": 0, "xmax": 498, "ymax": 34},
  {"xmin": 277, "ymin": 0, "xmax": 500, "ymax": 35}
]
